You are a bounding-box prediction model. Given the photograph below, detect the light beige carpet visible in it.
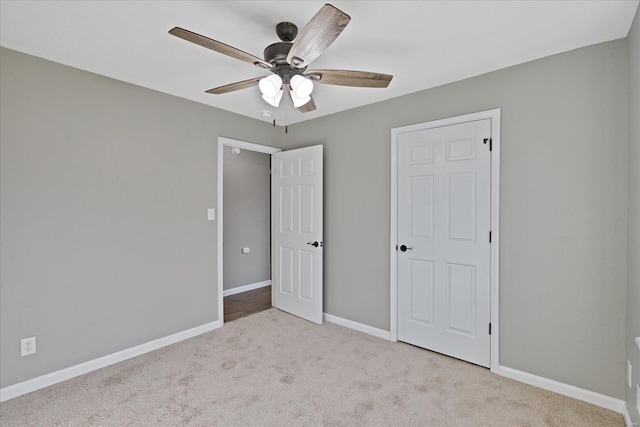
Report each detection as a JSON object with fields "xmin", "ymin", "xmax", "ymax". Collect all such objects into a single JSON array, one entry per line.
[{"xmin": 0, "ymin": 309, "xmax": 623, "ymax": 426}]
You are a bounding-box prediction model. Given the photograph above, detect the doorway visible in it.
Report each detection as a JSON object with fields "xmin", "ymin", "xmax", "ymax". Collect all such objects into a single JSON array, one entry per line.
[
  {"xmin": 217, "ymin": 138, "xmax": 281, "ymax": 323},
  {"xmin": 390, "ymin": 109, "xmax": 501, "ymax": 371},
  {"xmin": 217, "ymin": 138, "xmax": 325, "ymax": 326}
]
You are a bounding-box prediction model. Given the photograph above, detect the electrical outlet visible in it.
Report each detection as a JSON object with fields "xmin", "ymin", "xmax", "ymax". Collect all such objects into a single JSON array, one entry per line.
[
  {"xmin": 21, "ymin": 336, "xmax": 36, "ymax": 356},
  {"xmin": 629, "ymin": 360, "xmax": 633, "ymax": 388}
]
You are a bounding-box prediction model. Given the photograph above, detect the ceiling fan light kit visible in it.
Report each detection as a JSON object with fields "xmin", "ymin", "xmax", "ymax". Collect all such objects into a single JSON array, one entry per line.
[
  {"xmin": 290, "ymin": 91, "xmax": 312, "ymax": 108},
  {"xmin": 169, "ymin": 3, "xmax": 393, "ymax": 115},
  {"xmin": 290, "ymin": 75, "xmax": 314, "ymax": 98},
  {"xmin": 259, "ymin": 74, "xmax": 283, "ymax": 97},
  {"xmin": 262, "ymin": 90, "xmax": 283, "ymax": 108}
]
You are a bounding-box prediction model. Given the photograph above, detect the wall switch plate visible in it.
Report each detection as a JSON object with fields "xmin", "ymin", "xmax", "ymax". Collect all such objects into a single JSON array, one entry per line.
[
  {"xmin": 207, "ymin": 208, "xmax": 215, "ymax": 221},
  {"xmin": 21, "ymin": 336, "xmax": 36, "ymax": 356}
]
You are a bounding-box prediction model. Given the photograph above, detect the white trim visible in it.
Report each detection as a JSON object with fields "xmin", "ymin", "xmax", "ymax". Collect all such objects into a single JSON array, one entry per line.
[
  {"xmin": 390, "ymin": 140, "xmax": 398, "ymax": 342},
  {"xmin": 498, "ymin": 366, "xmax": 626, "ymax": 414},
  {"xmin": 623, "ymin": 403, "xmax": 633, "ymax": 426},
  {"xmin": 223, "ymin": 280, "xmax": 271, "ymax": 297},
  {"xmin": 0, "ymin": 320, "xmax": 221, "ymax": 403},
  {"xmin": 390, "ymin": 108, "xmax": 501, "ymax": 372},
  {"xmin": 323, "ymin": 313, "xmax": 393, "ymax": 341},
  {"xmin": 218, "ymin": 137, "xmax": 281, "ymax": 155},
  {"xmin": 488, "ymin": 111, "xmax": 501, "ymax": 373},
  {"xmin": 217, "ymin": 137, "xmax": 281, "ymax": 327}
]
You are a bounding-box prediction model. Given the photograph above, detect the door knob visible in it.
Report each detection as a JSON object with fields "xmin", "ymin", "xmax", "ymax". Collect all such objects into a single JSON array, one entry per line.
[
  {"xmin": 307, "ymin": 241, "xmax": 320, "ymax": 247},
  {"xmin": 399, "ymin": 244, "xmax": 413, "ymax": 252}
]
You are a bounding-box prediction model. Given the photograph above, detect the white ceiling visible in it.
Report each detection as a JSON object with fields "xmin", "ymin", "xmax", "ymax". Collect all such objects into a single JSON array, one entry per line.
[{"xmin": 1, "ymin": 1, "xmax": 638, "ymax": 125}]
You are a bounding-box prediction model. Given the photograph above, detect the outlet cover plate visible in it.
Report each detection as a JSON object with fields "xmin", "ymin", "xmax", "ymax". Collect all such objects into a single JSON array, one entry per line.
[{"xmin": 21, "ymin": 336, "xmax": 36, "ymax": 356}]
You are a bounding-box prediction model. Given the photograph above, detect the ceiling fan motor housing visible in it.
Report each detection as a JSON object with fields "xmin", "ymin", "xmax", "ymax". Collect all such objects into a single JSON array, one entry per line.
[
  {"xmin": 263, "ymin": 42, "xmax": 292, "ymax": 66},
  {"xmin": 262, "ymin": 22, "xmax": 307, "ymax": 84},
  {"xmin": 263, "ymin": 42, "xmax": 304, "ymax": 84}
]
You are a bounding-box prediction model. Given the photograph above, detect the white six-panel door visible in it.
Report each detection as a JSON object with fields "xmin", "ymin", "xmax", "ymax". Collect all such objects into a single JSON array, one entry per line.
[
  {"xmin": 397, "ymin": 119, "xmax": 491, "ymax": 367},
  {"xmin": 272, "ymin": 145, "xmax": 323, "ymax": 324}
]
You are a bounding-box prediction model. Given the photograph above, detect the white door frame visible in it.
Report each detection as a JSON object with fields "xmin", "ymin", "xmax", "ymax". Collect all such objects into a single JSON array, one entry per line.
[
  {"xmin": 390, "ymin": 108, "xmax": 501, "ymax": 373},
  {"xmin": 217, "ymin": 137, "xmax": 281, "ymax": 326}
]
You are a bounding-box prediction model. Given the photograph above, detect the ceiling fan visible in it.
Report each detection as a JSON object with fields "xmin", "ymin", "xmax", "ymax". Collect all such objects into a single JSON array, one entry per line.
[{"xmin": 169, "ymin": 3, "xmax": 393, "ymax": 113}]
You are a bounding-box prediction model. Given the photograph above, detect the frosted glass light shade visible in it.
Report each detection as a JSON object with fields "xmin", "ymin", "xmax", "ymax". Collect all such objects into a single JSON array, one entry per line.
[
  {"xmin": 262, "ymin": 89, "xmax": 283, "ymax": 107},
  {"xmin": 290, "ymin": 90, "xmax": 311, "ymax": 108},
  {"xmin": 290, "ymin": 75, "xmax": 313, "ymax": 98},
  {"xmin": 259, "ymin": 74, "xmax": 283, "ymax": 97}
]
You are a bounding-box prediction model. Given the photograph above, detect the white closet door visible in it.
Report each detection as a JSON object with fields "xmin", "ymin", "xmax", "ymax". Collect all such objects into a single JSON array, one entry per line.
[{"xmin": 397, "ymin": 119, "xmax": 491, "ymax": 367}]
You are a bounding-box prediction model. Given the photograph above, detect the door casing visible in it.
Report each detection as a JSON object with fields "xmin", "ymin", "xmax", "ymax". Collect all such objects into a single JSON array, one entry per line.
[{"xmin": 390, "ymin": 108, "xmax": 501, "ymax": 372}]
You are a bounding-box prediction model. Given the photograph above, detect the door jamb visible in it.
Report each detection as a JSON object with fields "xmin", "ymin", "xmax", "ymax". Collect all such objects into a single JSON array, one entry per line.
[
  {"xmin": 389, "ymin": 108, "xmax": 501, "ymax": 373},
  {"xmin": 217, "ymin": 137, "xmax": 281, "ymax": 326}
]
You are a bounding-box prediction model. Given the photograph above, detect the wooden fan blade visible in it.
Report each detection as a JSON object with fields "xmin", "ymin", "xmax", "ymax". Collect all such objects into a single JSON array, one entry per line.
[
  {"xmin": 307, "ymin": 69, "xmax": 393, "ymax": 88},
  {"xmin": 169, "ymin": 27, "xmax": 272, "ymax": 69},
  {"xmin": 205, "ymin": 77, "xmax": 264, "ymax": 94},
  {"xmin": 286, "ymin": 4, "xmax": 351, "ymax": 68},
  {"xmin": 297, "ymin": 96, "xmax": 316, "ymax": 113}
]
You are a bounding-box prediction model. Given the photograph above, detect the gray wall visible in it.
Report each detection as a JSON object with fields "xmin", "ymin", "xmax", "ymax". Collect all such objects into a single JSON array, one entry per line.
[
  {"xmin": 223, "ymin": 146, "xmax": 271, "ymax": 290},
  {"xmin": 626, "ymin": 9, "xmax": 640, "ymax": 424},
  {"xmin": 0, "ymin": 31, "xmax": 634, "ymax": 404},
  {"xmin": 0, "ymin": 47, "xmax": 276, "ymax": 388},
  {"xmin": 277, "ymin": 40, "xmax": 629, "ymax": 399}
]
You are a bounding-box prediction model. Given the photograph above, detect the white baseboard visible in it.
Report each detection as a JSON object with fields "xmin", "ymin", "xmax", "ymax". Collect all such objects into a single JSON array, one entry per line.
[
  {"xmin": 0, "ymin": 320, "xmax": 221, "ymax": 403},
  {"xmin": 323, "ymin": 313, "xmax": 392, "ymax": 341},
  {"xmin": 223, "ymin": 280, "xmax": 271, "ymax": 297},
  {"xmin": 498, "ymin": 366, "xmax": 625, "ymax": 414}
]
